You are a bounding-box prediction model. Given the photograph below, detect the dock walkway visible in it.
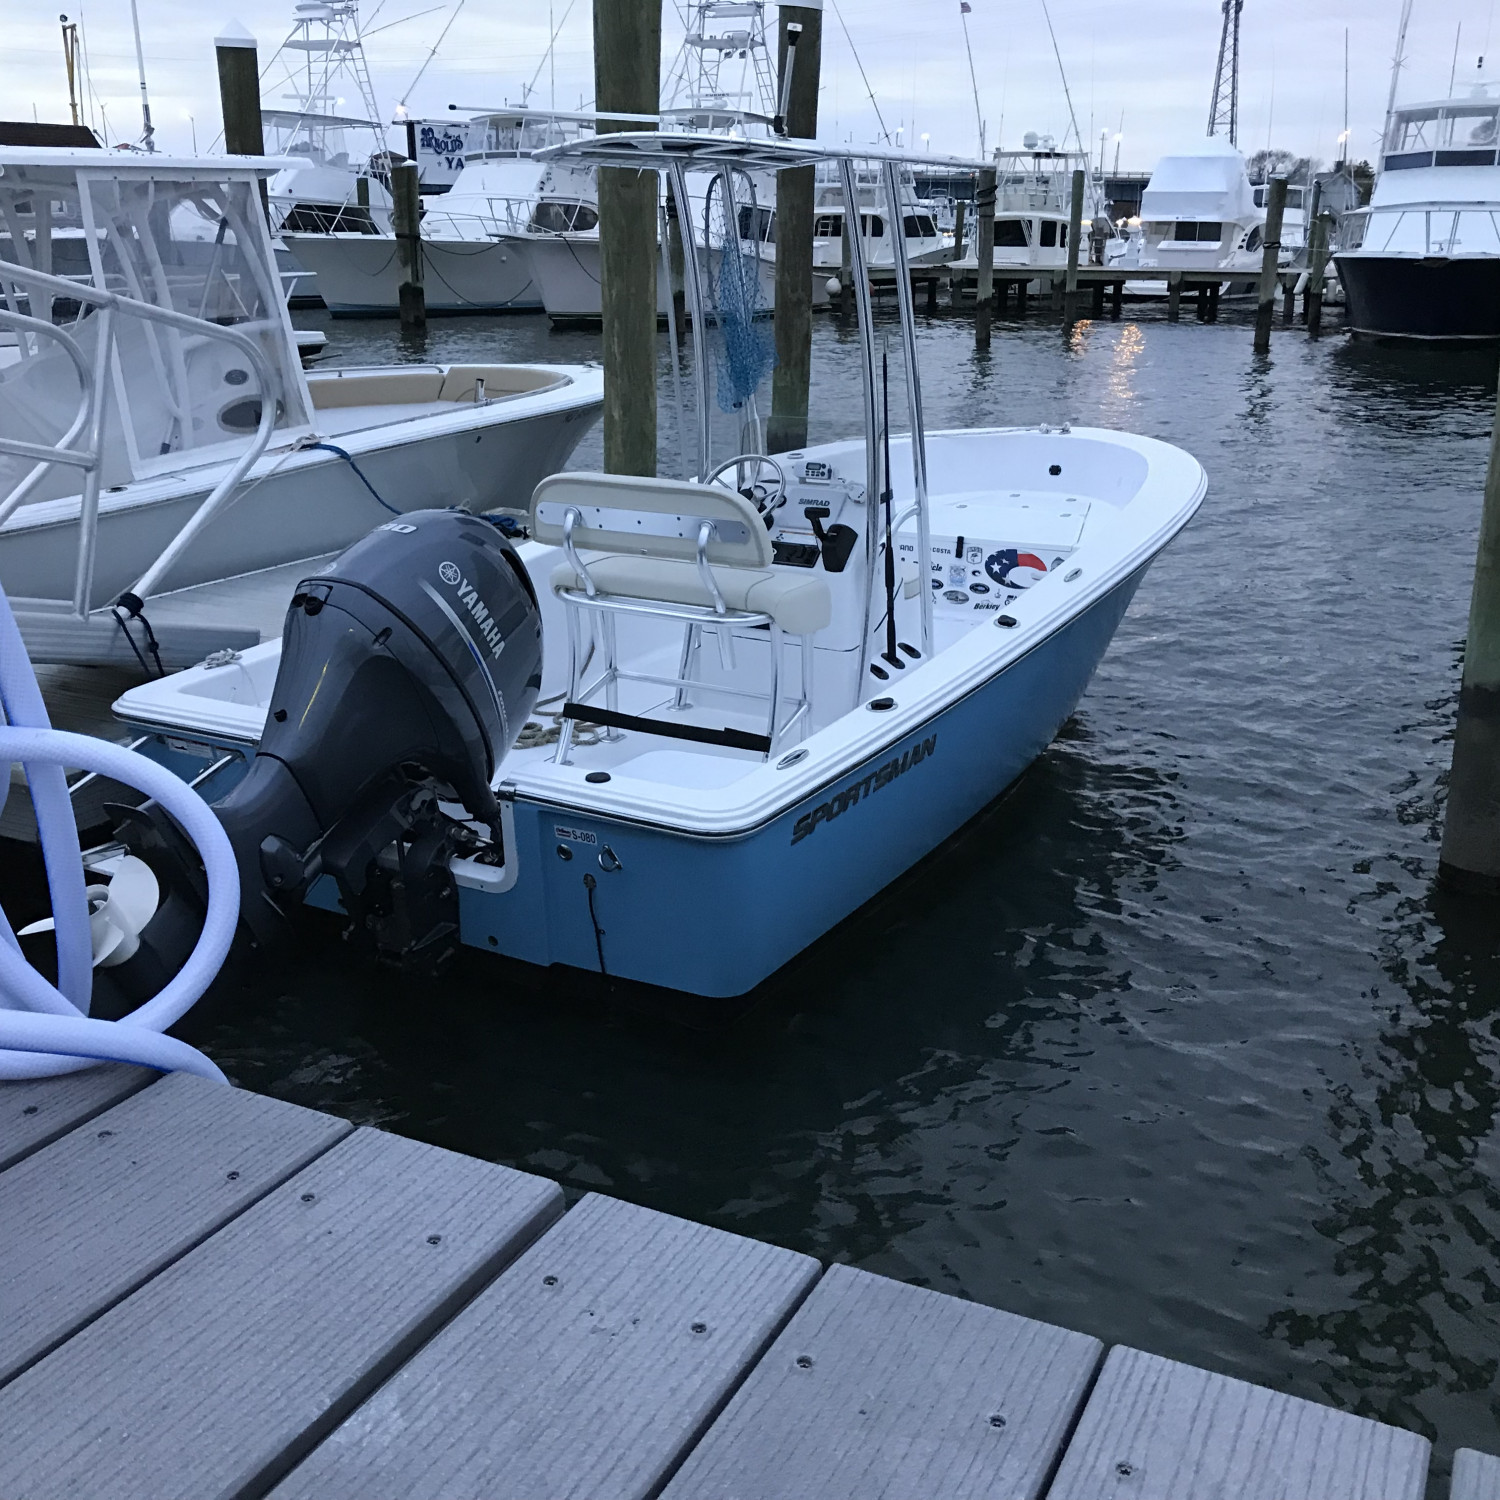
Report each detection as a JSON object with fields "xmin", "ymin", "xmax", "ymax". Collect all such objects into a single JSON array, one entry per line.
[{"xmin": 0, "ymin": 1065, "xmax": 1489, "ymax": 1499}]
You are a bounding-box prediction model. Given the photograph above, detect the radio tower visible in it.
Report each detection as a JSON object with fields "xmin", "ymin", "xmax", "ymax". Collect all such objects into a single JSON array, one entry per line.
[{"xmin": 1207, "ymin": 0, "xmax": 1244, "ymax": 144}]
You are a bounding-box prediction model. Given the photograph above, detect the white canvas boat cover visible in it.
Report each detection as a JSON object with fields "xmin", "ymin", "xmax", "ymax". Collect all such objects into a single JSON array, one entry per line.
[{"xmin": 1139, "ymin": 137, "xmax": 1256, "ymax": 221}]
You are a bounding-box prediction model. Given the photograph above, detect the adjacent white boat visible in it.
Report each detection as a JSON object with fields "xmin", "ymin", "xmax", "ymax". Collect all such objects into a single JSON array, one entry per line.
[
  {"xmin": 112, "ymin": 135, "xmax": 1206, "ymax": 1005},
  {"xmin": 0, "ymin": 146, "xmax": 602, "ymax": 668}
]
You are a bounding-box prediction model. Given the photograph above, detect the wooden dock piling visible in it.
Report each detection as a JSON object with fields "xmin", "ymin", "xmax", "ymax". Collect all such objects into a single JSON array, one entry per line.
[
  {"xmin": 1063, "ymin": 168, "xmax": 1084, "ymax": 322},
  {"xmin": 214, "ymin": 24, "xmax": 267, "ymax": 219},
  {"xmin": 594, "ymin": 0, "xmax": 661, "ymax": 475},
  {"xmin": 949, "ymin": 199, "xmax": 969, "ymax": 309},
  {"xmin": 390, "ymin": 163, "xmax": 425, "ymax": 333},
  {"xmin": 974, "ymin": 167, "xmax": 997, "ymax": 350},
  {"xmin": 768, "ymin": 5, "xmax": 822, "ymax": 454},
  {"xmin": 1439, "ymin": 376, "xmax": 1500, "ymax": 894},
  {"xmin": 1168, "ymin": 273, "xmax": 1182, "ymax": 322},
  {"xmin": 1306, "ymin": 213, "xmax": 1332, "ymax": 338},
  {"xmin": 215, "ymin": 26, "xmax": 263, "ymax": 157},
  {"xmin": 1253, "ymin": 176, "xmax": 1288, "ymax": 353}
]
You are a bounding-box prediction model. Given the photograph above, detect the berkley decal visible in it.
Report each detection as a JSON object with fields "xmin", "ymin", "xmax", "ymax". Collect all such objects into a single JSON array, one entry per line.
[{"xmin": 790, "ymin": 734, "xmax": 937, "ymax": 845}]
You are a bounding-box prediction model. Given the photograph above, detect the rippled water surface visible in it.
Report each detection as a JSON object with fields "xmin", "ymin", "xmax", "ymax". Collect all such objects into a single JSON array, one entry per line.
[{"xmin": 203, "ymin": 301, "xmax": 1500, "ymax": 1480}]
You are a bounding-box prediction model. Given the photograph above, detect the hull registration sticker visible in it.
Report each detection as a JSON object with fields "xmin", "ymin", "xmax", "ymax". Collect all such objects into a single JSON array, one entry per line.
[
  {"xmin": 554, "ymin": 825, "xmax": 599, "ymax": 846},
  {"xmin": 791, "ymin": 734, "xmax": 937, "ymax": 845}
]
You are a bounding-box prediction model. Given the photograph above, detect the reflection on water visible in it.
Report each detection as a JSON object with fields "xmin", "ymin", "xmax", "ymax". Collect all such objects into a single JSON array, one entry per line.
[{"xmin": 198, "ymin": 303, "xmax": 1500, "ymax": 1474}]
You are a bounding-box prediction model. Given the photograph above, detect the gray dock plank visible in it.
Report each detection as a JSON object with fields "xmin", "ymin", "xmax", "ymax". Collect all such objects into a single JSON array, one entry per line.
[
  {"xmin": 0, "ymin": 1126, "xmax": 563, "ymax": 1500},
  {"xmin": 661, "ymin": 1262, "xmax": 1102, "ymax": 1500},
  {"xmin": 0, "ymin": 1063, "xmax": 156, "ymax": 1171},
  {"xmin": 1454, "ymin": 1450, "xmax": 1500, "ymax": 1500},
  {"xmin": 0, "ymin": 1074, "xmax": 350, "ymax": 1387},
  {"xmin": 271, "ymin": 1192, "xmax": 821, "ymax": 1500},
  {"xmin": 1045, "ymin": 1346, "xmax": 1430, "ymax": 1500}
]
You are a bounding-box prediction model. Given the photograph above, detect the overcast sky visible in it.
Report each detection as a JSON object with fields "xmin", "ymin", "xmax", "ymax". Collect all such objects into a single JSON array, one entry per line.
[{"xmin": 3, "ymin": 0, "xmax": 1498, "ymax": 169}]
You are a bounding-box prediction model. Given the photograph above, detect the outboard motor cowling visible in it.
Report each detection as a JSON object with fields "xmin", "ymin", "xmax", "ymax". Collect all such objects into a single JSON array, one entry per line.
[{"xmin": 210, "ymin": 510, "xmax": 542, "ymax": 963}]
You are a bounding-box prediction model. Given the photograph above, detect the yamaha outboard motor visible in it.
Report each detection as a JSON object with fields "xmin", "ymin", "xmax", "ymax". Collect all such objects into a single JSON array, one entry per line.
[{"xmin": 210, "ymin": 509, "xmax": 542, "ymax": 967}]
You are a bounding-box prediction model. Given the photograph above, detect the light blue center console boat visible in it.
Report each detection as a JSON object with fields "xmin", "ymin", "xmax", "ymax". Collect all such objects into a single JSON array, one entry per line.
[{"xmin": 111, "ymin": 135, "xmax": 1207, "ymax": 1006}]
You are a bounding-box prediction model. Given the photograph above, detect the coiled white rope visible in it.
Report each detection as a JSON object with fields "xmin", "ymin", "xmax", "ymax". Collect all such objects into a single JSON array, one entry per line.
[{"xmin": 0, "ymin": 584, "xmax": 236, "ymax": 1082}]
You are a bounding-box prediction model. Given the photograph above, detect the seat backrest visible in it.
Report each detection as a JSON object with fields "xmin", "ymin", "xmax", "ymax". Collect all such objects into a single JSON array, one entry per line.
[{"xmin": 530, "ymin": 472, "xmax": 773, "ymax": 569}]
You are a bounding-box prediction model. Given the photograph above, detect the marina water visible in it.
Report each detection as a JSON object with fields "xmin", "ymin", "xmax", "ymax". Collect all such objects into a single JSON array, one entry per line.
[{"xmin": 177, "ymin": 305, "xmax": 1500, "ymax": 1477}]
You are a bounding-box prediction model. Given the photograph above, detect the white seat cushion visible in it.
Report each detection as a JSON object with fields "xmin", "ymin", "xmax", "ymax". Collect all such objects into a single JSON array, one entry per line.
[{"xmin": 551, "ymin": 556, "xmax": 832, "ymax": 636}]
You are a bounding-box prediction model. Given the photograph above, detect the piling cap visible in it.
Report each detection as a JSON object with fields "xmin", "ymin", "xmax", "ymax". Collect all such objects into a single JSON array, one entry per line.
[{"xmin": 215, "ymin": 18, "xmax": 257, "ymax": 48}]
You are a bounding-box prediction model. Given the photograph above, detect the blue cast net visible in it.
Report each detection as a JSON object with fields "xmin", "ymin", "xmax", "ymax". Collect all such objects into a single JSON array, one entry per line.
[{"xmin": 708, "ymin": 178, "xmax": 776, "ymax": 415}]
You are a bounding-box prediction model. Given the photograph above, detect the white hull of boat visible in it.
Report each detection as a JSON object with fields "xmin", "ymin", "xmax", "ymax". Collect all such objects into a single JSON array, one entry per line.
[
  {"xmin": 2, "ymin": 365, "xmax": 602, "ymax": 616},
  {"xmin": 280, "ymin": 233, "xmax": 543, "ymax": 315},
  {"xmin": 526, "ymin": 236, "xmax": 778, "ymax": 323}
]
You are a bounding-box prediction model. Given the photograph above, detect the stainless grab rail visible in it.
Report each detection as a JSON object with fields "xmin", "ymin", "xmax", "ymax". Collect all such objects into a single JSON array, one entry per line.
[{"xmin": 0, "ymin": 256, "xmax": 279, "ymax": 617}]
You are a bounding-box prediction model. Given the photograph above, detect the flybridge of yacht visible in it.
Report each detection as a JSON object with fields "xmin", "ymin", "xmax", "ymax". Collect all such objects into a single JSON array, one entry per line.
[{"xmin": 1383, "ymin": 90, "xmax": 1500, "ymax": 171}]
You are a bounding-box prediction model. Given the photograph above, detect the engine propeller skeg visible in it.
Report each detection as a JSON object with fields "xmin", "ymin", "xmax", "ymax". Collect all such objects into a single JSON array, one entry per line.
[{"xmin": 17, "ymin": 855, "xmax": 161, "ymax": 969}]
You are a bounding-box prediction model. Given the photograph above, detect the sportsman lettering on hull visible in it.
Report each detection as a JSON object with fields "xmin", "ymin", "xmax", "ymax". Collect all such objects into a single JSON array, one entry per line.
[{"xmin": 790, "ymin": 735, "xmax": 938, "ymax": 844}]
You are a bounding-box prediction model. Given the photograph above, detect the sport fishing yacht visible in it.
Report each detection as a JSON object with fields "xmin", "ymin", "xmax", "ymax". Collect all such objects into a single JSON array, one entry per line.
[
  {"xmin": 111, "ymin": 135, "xmax": 1206, "ymax": 1005},
  {"xmin": 1336, "ymin": 82, "xmax": 1500, "ymax": 341},
  {"xmin": 1106, "ymin": 136, "xmax": 1303, "ymax": 291},
  {"xmin": 283, "ymin": 109, "xmax": 584, "ymax": 315},
  {"xmin": 946, "ymin": 139, "xmax": 1096, "ymax": 290},
  {"xmin": 811, "ymin": 159, "xmax": 947, "ymax": 284},
  {"xmin": 0, "ymin": 146, "xmax": 602, "ymax": 668}
]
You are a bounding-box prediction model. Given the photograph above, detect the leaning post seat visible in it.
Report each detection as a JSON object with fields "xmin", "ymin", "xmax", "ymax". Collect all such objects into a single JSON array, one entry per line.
[{"xmin": 529, "ymin": 472, "xmax": 832, "ymax": 762}]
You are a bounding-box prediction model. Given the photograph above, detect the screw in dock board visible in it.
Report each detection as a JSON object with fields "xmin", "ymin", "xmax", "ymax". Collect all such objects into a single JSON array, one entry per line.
[
  {"xmin": 21, "ymin": 1105, "xmax": 38, "ymax": 1116},
  {"xmin": 690, "ymin": 1322, "xmax": 707, "ymax": 1335},
  {"xmin": 543, "ymin": 1275, "xmax": 559, "ymax": 1287},
  {"xmin": 427, "ymin": 1235, "xmax": 443, "ymax": 1246},
  {"xmin": 226, "ymin": 1171, "xmax": 240, "ymax": 1181},
  {"xmin": 988, "ymin": 1413, "xmax": 1007, "ymax": 1429},
  {"xmin": 1116, "ymin": 1462, "xmax": 1134, "ymax": 1477},
  {"xmin": 97, "ymin": 1130, "xmax": 114, "ymax": 1139},
  {"xmin": 795, "ymin": 1355, "xmax": 814, "ymax": 1369},
  {"xmin": 300, "ymin": 1192, "xmax": 316, "ymax": 1203}
]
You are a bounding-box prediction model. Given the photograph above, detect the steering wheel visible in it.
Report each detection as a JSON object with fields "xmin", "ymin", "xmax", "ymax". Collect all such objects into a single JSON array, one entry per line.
[{"xmin": 707, "ymin": 453, "xmax": 788, "ymax": 522}]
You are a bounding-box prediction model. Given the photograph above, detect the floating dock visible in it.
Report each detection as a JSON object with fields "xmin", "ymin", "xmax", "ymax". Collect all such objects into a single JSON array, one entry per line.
[{"xmin": 2, "ymin": 1066, "xmax": 1494, "ymax": 1499}]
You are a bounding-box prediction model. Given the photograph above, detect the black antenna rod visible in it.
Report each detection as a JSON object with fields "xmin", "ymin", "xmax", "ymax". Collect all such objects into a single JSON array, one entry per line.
[{"xmin": 880, "ymin": 344, "xmax": 901, "ymax": 671}]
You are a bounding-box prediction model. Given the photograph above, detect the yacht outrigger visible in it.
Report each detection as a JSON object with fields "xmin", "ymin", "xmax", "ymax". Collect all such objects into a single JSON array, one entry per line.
[{"xmin": 106, "ymin": 136, "xmax": 1206, "ymax": 1005}]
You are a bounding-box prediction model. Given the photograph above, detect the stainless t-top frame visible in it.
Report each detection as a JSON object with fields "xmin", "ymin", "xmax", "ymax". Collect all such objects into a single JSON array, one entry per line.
[{"xmin": 534, "ymin": 132, "xmax": 979, "ymax": 668}]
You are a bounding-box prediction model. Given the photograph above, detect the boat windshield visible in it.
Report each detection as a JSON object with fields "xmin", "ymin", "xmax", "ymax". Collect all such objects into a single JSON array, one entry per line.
[
  {"xmin": 0, "ymin": 163, "xmax": 308, "ymax": 485},
  {"xmin": 468, "ymin": 115, "xmax": 579, "ymax": 161},
  {"xmin": 1347, "ymin": 206, "xmax": 1500, "ymax": 256},
  {"xmin": 1385, "ymin": 100, "xmax": 1500, "ymax": 160}
]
